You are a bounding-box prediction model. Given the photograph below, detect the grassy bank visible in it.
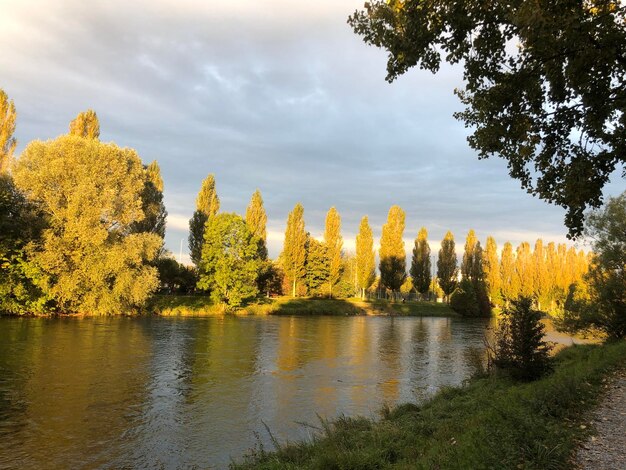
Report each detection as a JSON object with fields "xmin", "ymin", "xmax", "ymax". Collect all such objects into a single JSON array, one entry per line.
[
  {"xmin": 233, "ymin": 341, "xmax": 626, "ymax": 469},
  {"xmin": 148, "ymin": 295, "xmax": 457, "ymax": 317}
]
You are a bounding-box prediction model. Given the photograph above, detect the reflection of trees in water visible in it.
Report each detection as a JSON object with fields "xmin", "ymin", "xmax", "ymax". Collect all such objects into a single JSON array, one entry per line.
[
  {"xmin": 0, "ymin": 318, "xmax": 152, "ymax": 469},
  {"xmin": 377, "ymin": 318, "xmax": 401, "ymax": 403},
  {"xmin": 348, "ymin": 317, "xmax": 371, "ymax": 409}
]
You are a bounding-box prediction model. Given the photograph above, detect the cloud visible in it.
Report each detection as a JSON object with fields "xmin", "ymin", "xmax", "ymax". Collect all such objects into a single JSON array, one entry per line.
[{"xmin": 1, "ymin": 0, "xmax": 614, "ymax": 263}]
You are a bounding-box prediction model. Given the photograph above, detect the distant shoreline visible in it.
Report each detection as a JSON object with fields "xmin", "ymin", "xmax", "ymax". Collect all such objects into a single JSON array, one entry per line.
[{"xmin": 148, "ymin": 295, "xmax": 459, "ymax": 318}]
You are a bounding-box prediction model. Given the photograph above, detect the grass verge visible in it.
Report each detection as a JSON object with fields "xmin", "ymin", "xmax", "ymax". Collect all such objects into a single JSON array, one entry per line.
[
  {"xmin": 232, "ymin": 341, "xmax": 626, "ymax": 469},
  {"xmin": 149, "ymin": 296, "xmax": 457, "ymax": 317}
]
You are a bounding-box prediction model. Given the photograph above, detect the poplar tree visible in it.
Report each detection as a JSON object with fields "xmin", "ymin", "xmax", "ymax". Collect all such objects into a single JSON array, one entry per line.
[
  {"xmin": 245, "ymin": 189, "xmax": 268, "ymax": 259},
  {"xmin": 355, "ymin": 216, "xmax": 375, "ymax": 299},
  {"xmin": 132, "ymin": 160, "xmax": 167, "ymax": 240},
  {"xmin": 410, "ymin": 227, "xmax": 431, "ymax": 298},
  {"xmin": 281, "ymin": 203, "xmax": 307, "ymax": 297},
  {"xmin": 69, "ymin": 109, "xmax": 100, "ymax": 139},
  {"xmin": 324, "ymin": 207, "xmax": 343, "ymax": 297},
  {"xmin": 188, "ymin": 174, "xmax": 220, "ymax": 267},
  {"xmin": 500, "ymin": 242, "xmax": 517, "ymax": 303},
  {"xmin": 379, "ymin": 205, "xmax": 406, "ymax": 293},
  {"xmin": 483, "ymin": 236, "xmax": 501, "ymax": 305},
  {"xmin": 532, "ymin": 239, "xmax": 550, "ymax": 310},
  {"xmin": 515, "ymin": 242, "xmax": 534, "ymax": 298},
  {"xmin": 437, "ymin": 230, "xmax": 457, "ymax": 302},
  {"xmin": 0, "ymin": 89, "xmax": 17, "ymax": 173},
  {"xmin": 461, "ymin": 229, "xmax": 478, "ymax": 281}
]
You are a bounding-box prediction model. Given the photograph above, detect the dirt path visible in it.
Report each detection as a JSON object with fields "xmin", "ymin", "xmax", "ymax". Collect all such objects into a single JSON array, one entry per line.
[{"xmin": 575, "ymin": 369, "xmax": 626, "ymax": 469}]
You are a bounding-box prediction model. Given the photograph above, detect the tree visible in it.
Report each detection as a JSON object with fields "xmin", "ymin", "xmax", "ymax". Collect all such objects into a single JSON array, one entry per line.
[
  {"xmin": 437, "ymin": 230, "xmax": 458, "ymax": 301},
  {"xmin": 0, "ymin": 174, "xmax": 49, "ymax": 314},
  {"xmin": 348, "ymin": 1, "xmax": 626, "ymax": 238},
  {"xmin": 461, "ymin": 229, "xmax": 479, "ymax": 281},
  {"xmin": 355, "ymin": 216, "xmax": 375, "ymax": 299},
  {"xmin": 500, "ymin": 242, "xmax": 519, "ymax": 303},
  {"xmin": 324, "ymin": 207, "xmax": 343, "ymax": 297},
  {"xmin": 245, "ymin": 189, "xmax": 268, "ymax": 259},
  {"xmin": 197, "ymin": 213, "xmax": 261, "ymax": 308},
  {"xmin": 532, "ymin": 239, "xmax": 550, "ymax": 310},
  {"xmin": 13, "ymin": 135, "xmax": 161, "ymax": 314},
  {"xmin": 483, "ymin": 236, "xmax": 501, "ymax": 305},
  {"xmin": 379, "ymin": 205, "xmax": 406, "ymax": 292},
  {"xmin": 281, "ymin": 203, "xmax": 307, "ymax": 297},
  {"xmin": 410, "ymin": 227, "xmax": 431, "ymax": 298},
  {"xmin": 561, "ymin": 191, "xmax": 626, "ymax": 339},
  {"xmin": 490, "ymin": 297, "xmax": 553, "ymax": 381},
  {"xmin": 131, "ymin": 160, "xmax": 167, "ymax": 240},
  {"xmin": 0, "ymin": 89, "xmax": 17, "ymax": 173},
  {"xmin": 453, "ymin": 241, "xmax": 491, "ymax": 317},
  {"xmin": 450, "ymin": 279, "xmax": 480, "ymax": 317},
  {"xmin": 69, "ymin": 109, "xmax": 100, "ymax": 139},
  {"xmin": 515, "ymin": 242, "xmax": 534, "ymax": 298},
  {"xmin": 188, "ymin": 174, "xmax": 220, "ymax": 267},
  {"xmin": 305, "ymin": 236, "xmax": 329, "ymax": 295}
]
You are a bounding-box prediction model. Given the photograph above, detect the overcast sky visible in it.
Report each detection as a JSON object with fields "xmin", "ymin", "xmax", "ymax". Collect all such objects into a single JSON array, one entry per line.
[{"xmin": 1, "ymin": 0, "xmax": 622, "ymax": 262}]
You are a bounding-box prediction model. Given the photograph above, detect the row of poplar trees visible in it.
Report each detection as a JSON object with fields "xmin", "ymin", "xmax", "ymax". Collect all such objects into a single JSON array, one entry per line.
[{"xmin": 187, "ymin": 180, "xmax": 589, "ymax": 315}]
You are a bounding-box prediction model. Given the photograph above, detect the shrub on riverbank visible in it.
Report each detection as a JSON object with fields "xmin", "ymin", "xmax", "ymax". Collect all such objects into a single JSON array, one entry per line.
[{"xmin": 233, "ymin": 341, "xmax": 626, "ymax": 469}]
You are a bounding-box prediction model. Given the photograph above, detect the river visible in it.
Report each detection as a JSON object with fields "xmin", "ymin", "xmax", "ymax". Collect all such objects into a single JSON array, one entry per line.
[{"xmin": 0, "ymin": 315, "xmax": 576, "ymax": 469}]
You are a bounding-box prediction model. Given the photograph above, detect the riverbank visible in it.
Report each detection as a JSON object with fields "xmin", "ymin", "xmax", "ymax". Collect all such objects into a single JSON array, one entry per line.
[
  {"xmin": 233, "ymin": 341, "xmax": 626, "ymax": 469},
  {"xmin": 148, "ymin": 295, "xmax": 457, "ymax": 317}
]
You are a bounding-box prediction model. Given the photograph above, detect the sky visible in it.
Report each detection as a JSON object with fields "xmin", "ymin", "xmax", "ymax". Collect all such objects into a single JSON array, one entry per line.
[{"xmin": 1, "ymin": 0, "xmax": 622, "ymax": 262}]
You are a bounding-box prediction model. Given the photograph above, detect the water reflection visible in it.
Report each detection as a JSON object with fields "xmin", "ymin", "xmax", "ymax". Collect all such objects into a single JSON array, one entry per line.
[{"xmin": 0, "ymin": 315, "xmax": 565, "ymax": 469}]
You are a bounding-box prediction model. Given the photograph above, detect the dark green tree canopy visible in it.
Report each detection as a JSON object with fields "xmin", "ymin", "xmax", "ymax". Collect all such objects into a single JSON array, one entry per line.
[
  {"xmin": 349, "ymin": 1, "xmax": 626, "ymax": 237},
  {"xmin": 197, "ymin": 213, "xmax": 261, "ymax": 308}
]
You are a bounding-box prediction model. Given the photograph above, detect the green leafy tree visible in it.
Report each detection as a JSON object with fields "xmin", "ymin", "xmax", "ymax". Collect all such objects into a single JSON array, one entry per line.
[
  {"xmin": 437, "ymin": 230, "xmax": 458, "ymax": 302},
  {"xmin": 348, "ymin": 1, "xmax": 626, "ymax": 237},
  {"xmin": 410, "ymin": 227, "xmax": 431, "ymax": 298},
  {"xmin": 69, "ymin": 109, "xmax": 100, "ymax": 139},
  {"xmin": 245, "ymin": 189, "xmax": 268, "ymax": 259},
  {"xmin": 197, "ymin": 213, "xmax": 261, "ymax": 308},
  {"xmin": 452, "ymin": 242, "xmax": 491, "ymax": 317},
  {"xmin": 0, "ymin": 89, "xmax": 17, "ymax": 173},
  {"xmin": 561, "ymin": 191, "xmax": 626, "ymax": 339},
  {"xmin": 13, "ymin": 135, "xmax": 161, "ymax": 314},
  {"xmin": 281, "ymin": 203, "xmax": 307, "ymax": 297},
  {"xmin": 188, "ymin": 174, "xmax": 220, "ymax": 267},
  {"xmin": 0, "ymin": 174, "xmax": 49, "ymax": 314},
  {"xmin": 484, "ymin": 236, "xmax": 501, "ymax": 305},
  {"xmin": 324, "ymin": 207, "xmax": 343, "ymax": 297},
  {"xmin": 305, "ymin": 236, "xmax": 330, "ymax": 295},
  {"xmin": 131, "ymin": 160, "xmax": 167, "ymax": 241},
  {"xmin": 379, "ymin": 205, "xmax": 406, "ymax": 292},
  {"xmin": 355, "ymin": 216, "xmax": 375, "ymax": 299}
]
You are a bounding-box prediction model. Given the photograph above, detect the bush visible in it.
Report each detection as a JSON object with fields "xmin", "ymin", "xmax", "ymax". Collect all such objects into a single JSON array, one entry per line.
[{"xmin": 490, "ymin": 297, "xmax": 552, "ymax": 381}]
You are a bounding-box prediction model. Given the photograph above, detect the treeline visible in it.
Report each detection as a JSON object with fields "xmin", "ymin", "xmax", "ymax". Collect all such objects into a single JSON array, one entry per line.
[
  {"xmin": 184, "ymin": 172, "xmax": 590, "ymax": 317},
  {"xmin": 0, "ymin": 90, "xmax": 599, "ymax": 319}
]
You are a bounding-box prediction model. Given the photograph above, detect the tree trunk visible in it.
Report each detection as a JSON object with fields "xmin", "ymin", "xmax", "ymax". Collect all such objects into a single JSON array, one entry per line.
[{"xmin": 292, "ymin": 278, "xmax": 296, "ymax": 298}]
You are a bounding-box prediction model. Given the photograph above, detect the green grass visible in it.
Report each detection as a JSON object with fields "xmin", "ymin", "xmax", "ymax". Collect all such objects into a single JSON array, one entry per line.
[
  {"xmin": 148, "ymin": 295, "xmax": 457, "ymax": 317},
  {"xmin": 232, "ymin": 341, "xmax": 626, "ymax": 469},
  {"xmin": 364, "ymin": 298, "xmax": 457, "ymax": 317}
]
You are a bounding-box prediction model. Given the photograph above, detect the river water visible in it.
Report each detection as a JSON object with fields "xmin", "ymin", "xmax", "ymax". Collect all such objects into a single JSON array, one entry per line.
[{"xmin": 0, "ymin": 315, "xmax": 575, "ymax": 469}]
